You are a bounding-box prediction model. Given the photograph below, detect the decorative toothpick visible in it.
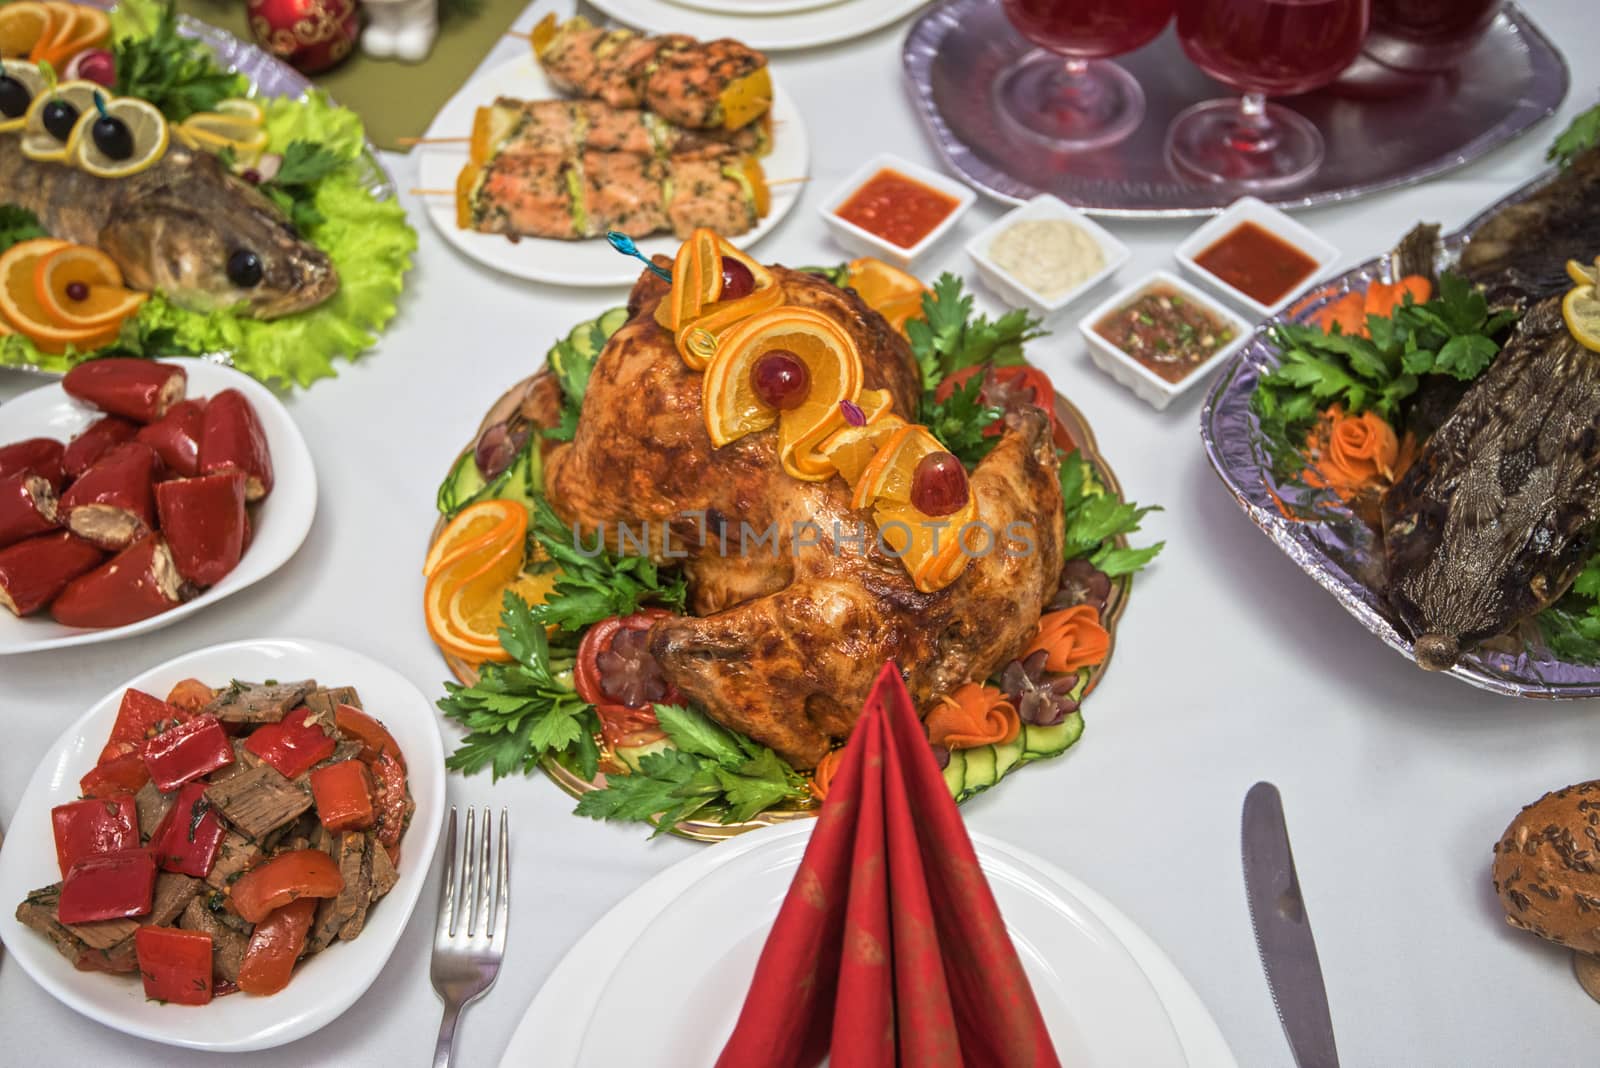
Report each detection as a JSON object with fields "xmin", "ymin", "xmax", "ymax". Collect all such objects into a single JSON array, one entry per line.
[{"xmin": 606, "ymin": 231, "xmax": 672, "ymax": 282}]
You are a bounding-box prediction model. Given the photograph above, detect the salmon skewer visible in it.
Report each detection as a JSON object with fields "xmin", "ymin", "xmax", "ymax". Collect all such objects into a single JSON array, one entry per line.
[
  {"xmin": 469, "ymin": 97, "xmax": 771, "ymax": 167},
  {"xmin": 529, "ymin": 14, "xmax": 771, "ymax": 132}
]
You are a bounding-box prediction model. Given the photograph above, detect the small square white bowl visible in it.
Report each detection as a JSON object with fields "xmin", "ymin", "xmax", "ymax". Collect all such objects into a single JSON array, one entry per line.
[
  {"xmin": 1077, "ymin": 270, "xmax": 1254, "ymax": 411},
  {"xmin": 1174, "ymin": 196, "xmax": 1340, "ymax": 320},
  {"xmin": 819, "ymin": 154, "xmax": 976, "ymax": 270},
  {"xmin": 966, "ymin": 195, "xmax": 1131, "ymax": 318}
]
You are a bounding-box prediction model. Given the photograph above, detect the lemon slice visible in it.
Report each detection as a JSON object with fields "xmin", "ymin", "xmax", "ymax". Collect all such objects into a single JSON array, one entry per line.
[
  {"xmin": 18, "ymin": 79, "xmax": 99, "ymax": 162},
  {"xmin": 1568, "ymin": 258, "xmax": 1600, "ymax": 288},
  {"xmin": 1565, "ymin": 284, "xmax": 1600, "ymax": 354},
  {"xmin": 176, "ymin": 111, "xmax": 270, "ymax": 166},
  {"xmin": 71, "ymin": 96, "xmax": 169, "ymax": 178},
  {"xmin": 0, "ymin": 59, "xmax": 46, "ymax": 134},
  {"xmin": 211, "ymin": 97, "xmax": 264, "ymax": 125}
]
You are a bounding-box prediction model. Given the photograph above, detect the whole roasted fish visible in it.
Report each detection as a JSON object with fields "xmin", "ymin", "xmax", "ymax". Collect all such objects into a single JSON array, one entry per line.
[
  {"xmin": 1381, "ymin": 297, "xmax": 1600, "ymax": 670},
  {"xmin": 0, "ymin": 138, "xmax": 336, "ymax": 319}
]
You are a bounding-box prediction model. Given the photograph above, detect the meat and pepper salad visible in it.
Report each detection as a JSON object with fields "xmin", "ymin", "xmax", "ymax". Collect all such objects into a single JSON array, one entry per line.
[{"xmin": 15, "ymin": 676, "xmax": 414, "ymax": 1005}]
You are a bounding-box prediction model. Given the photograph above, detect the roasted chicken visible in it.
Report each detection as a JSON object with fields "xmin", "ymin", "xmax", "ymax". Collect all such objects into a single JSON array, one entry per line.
[{"xmin": 542, "ymin": 266, "xmax": 1065, "ymax": 768}]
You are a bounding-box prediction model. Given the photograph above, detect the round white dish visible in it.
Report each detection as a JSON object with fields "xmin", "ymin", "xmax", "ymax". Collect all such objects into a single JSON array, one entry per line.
[
  {"xmin": 502, "ymin": 822, "xmax": 1237, "ymax": 1067},
  {"xmin": 665, "ymin": 0, "xmax": 846, "ymax": 16},
  {"xmin": 586, "ymin": 0, "xmax": 932, "ymax": 51},
  {"xmin": 0, "ymin": 359, "xmax": 316, "ymax": 655},
  {"xmin": 0, "ymin": 637, "xmax": 447, "ymax": 1052},
  {"xmin": 416, "ymin": 55, "xmax": 809, "ymax": 288}
]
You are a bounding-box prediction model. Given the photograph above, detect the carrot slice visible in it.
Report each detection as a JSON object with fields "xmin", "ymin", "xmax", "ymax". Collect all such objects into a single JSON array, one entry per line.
[
  {"xmin": 925, "ymin": 683, "xmax": 1020, "ymax": 750},
  {"xmin": 1312, "ymin": 292, "xmax": 1367, "ymax": 336},
  {"xmin": 1396, "ymin": 274, "xmax": 1431, "ymax": 306},
  {"xmin": 1023, "ymin": 604, "xmax": 1110, "ymax": 674}
]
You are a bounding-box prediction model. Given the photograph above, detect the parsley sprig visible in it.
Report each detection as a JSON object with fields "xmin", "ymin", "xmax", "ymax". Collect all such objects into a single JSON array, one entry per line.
[
  {"xmin": 544, "ymin": 320, "xmax": 607, "ymax": 443},
  {"xmin": 260, "ymin": 143, "xmax": 345, "ymax": 233},
  {"xmin": 526, "ymin": 495, "xmax": 687, "ymax": 632},
  {"xmin": 908, "ymin": 273, "xmax": 1043, "ymax": 394},
  {"xmin": 919, "ymin": 374, "xmax": 1003, "ymax": 466},
  {"xmin": 1059, "ymin": 452, "xmax": 1163, "ymax": 578},
  {"xmin": 439, "ymin": 592, "xmax": 601, "ymax": 781},
  {"xmin": 113, "ymin": 0, "xmax": 249, "ymax": 122},
  {"xmin": 1549, "ymin": 102, "xmax": 1600, "ymax": 170},
  {"xmin": 0, "ymin": 206, "xmax": 45, "ymax": 254},
  {"xmin": 575, "ymin": 704, "xmax": 808, "ymax": 836}
]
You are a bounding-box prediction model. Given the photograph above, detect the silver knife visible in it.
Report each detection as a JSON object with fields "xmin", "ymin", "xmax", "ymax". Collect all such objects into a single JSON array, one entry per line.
[{"xmin": 1242, "ymin": 781, "xmax": 1340, "ymax": 1068}]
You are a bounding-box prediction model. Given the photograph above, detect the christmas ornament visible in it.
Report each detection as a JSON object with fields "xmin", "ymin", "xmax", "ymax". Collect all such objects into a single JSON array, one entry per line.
[
  {"xmin": 247, "ymin": 0, "xmax": 360, "ymax": 75},
  {"xmin": 362, "ymin": 0, "xmax": 439, "ymax": 63}
]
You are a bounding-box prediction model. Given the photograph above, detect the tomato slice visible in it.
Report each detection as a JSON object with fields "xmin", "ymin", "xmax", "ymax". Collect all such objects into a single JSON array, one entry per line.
[
  {"xmin": 934, "ymin": 363, "xmax": 1074, "ymax": 452},
  {"xmin": 575, "ymin": 609, "xmax": 681, "ymax": 749}
]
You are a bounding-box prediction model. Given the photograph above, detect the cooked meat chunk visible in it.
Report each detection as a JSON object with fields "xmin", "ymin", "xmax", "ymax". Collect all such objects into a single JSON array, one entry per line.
[
  {"xmin": 204, "ymin": 765, "xmax": 312, "ymax": 839},
  {"xmin": 210, "ymin": 738, "xmax": 264, "ymax": 786},
  {"xmin": 368, "ymin": 836, "xmax": 399, "ymax": 902},
  {"xmin": 149, "ymin": 872, "xmax": 201, "ymax": 926},
  {"xmin": 134, "ymin": 780, "xmax": 175, "ymax": 841},
  {"xmin": 309, "ymin": 832, "xmax": 368, "ymax": 952},
  {"xmin": 301, "ymin": 685, "xmax": 361, "ymax": 718},
  {"xmin": 179, "ymin": 896, "xmax": 248, "ymax": 983},
  {"xmin": 17, "ymin": 885, "xmax": 140, "ymax": 973},
  {"xmin": 205, "ymin": 830, "xmax": 263, "ymax": 890},
  {"xmin": 203, "ymin": 679, "xmax": 315, "ymax": 725}
]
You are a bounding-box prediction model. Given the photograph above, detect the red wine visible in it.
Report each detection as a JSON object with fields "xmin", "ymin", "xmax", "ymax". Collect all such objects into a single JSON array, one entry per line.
[
  {"xmin": 1003, "ymin": 0, "xmax": 1175, "ymax": 58},
  {"xmin": 1177, "ymin": 0, "xmax": 1369, "ymax": 96},
  {"xmin": 1373, "ymin": 0, "xmax": 1496, "ymax": 45}
]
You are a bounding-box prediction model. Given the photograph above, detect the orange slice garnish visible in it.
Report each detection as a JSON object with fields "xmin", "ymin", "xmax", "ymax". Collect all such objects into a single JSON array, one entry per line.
[
  {"xmin": 676, "ymin": 283, "xmax": 784, "ymax": 371},
  {"xmin": 423, "ymin": 499, "xmax": 530, "ymax": 663},
  {"xmin": 0, "ymin": 2, "xmax": 51, "ymax": 56},
  {"xmin": 846, "ymin": 257, "xmax": 925, "ymax": 308},
  {"xmin": 0, "ymin": 238, "xmax": 123, "ymax": 355},
  {"xmin": 877, "ymin": 493, "xmax": 979, "ymax": 594},
  {"xmin": 850, "ymin": 423, "xmax": 948, "ymax": 511},
  {"xmin": 656, "ymin": 227, "xmax": 777, "ymax": 344},
  {"xmin": 821, "ymin": 409, "xmax": 906, "ymax": 489},
  {"xmin": 34, "ymin": 2, "xmax": 106, "ymax": 66},
  {"xmin": 35, "ymin": 245, "xmax": 145, "ymax": 330},
  {"xmin": 423, "ymin": 498, "xmax": 527, "ymax": 578}
]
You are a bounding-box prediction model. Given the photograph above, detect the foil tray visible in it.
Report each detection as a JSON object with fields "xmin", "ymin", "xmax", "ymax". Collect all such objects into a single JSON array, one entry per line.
[
  {"xmin": 1, "ymin": 6, "xmax": 395, "ymax": 378},
  {"xmin": 1199, "ymin": 165, "xmax": 1600, "ymax": 699},
  {"xmin": 902, "ymin": 0, "xmax": 1568, "ymax": 216}
]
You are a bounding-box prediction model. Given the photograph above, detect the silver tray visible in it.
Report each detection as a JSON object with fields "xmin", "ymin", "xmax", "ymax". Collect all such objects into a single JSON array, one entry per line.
[
  {"xmin": 2, "ymin": 5, "xmax": 395, "ymax": 378},
  {"xmin": 902, "ymin": 0, "xmax": 1568, "ymax": 217},
  {"xmin": 1198, "ymin": 165, "xmax": 1600, "ymax": 699}
]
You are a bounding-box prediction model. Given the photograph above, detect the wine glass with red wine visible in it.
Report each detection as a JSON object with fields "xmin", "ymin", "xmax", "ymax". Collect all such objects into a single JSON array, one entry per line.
[
  {"xmin": 1363, "ymin": 0, "xmax": 1501, "ymax": 72},
  {"xmin": 996, "ymin": 0, "xmax": 1175, "ymax": 150},
  {"xmin": 1166, "ymin": 0, "xmax": 1370, "ymax": 189}
]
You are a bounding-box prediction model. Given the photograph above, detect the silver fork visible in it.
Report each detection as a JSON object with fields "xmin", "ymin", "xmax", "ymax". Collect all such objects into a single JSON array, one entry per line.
[{"xmin": 430, "ymin": 806, "xmax": 509, "ymax": 1068}]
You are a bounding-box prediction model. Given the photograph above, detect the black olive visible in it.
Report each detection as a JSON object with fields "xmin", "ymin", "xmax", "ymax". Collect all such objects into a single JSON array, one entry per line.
[
  {"xmin": 0, "ymin": 75, "xmax": 30, "ymax": 119},
  {"xmin": 41, "ymin": 99, "xmax": 78, "ymax": 142},
  {"xmin": 226, "ymin": 249, "xmax": 263, "ymax": 288},
  {"xmin": 91, "ymin": 115, "xmax": 133, "ymax": 161}
]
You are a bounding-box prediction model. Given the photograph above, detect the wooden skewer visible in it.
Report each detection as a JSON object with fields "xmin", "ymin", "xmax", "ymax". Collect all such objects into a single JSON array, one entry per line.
[
  {"xmin": 506, "ymin": 30, "xmax": 531, "ymax": 40},
  {"xmin": 398, "ymin": 136, "xmax": 471, "ymax": 146},
  {"xmin": 767, "ymin": 176, "xmax": 811, "ymax": 188},
  {"xmin": 410, "ymin": 188, "xmax": 454, "ymax": 195}
]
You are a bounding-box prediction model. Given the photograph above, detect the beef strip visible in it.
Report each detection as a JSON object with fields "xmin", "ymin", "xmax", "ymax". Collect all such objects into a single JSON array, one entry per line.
[
  {"xmin": 209, "ymin": 738, "xmax": 264, "ymax": 785},
  {"xmin": 308, "ymin": 832, "xmax": 367, "ymax": 952},
  {"xmin": 202, "ymin": 679, "xmax": 316, "ymax": 726},
  {"xmin": 149, "ymin": 872, "xmax": 201, "ymax": 926},
  {"xmin": 336, "ymin": 835, "xmax": 375, "ymax": 942},
  {"xmin": 205, "ymin": 830, "xmax": 263, "ymax": 890},
  {"xmin": 204, "ymin": 765, "xmax": 312, "ymax": 839},
  {"xmin": 178, "ymin": 896, "xmax": 248, "ymax": 983},
  {"xmin": 134, "ymin": 780, "xmax": 175, "ymax": 841},
  {"xmin": 367, "ymin": 835, "xmax": 399, "ymax": 902},
  {"xmin": 17, "ymin": 885, "xmax": 139, "ymax": 973},
  {"xmin": 311, "ymin": 739, "xmax": 364, "ymax": 776},
  {"xmin": 301, "ymin": 685, "xmax": 361, "ymax": 718}
]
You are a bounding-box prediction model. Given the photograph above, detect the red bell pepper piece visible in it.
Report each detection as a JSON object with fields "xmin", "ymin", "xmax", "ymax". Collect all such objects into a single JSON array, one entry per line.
[
  {"xmin": 58, "ymin": 848, "xmax": 157, "ymax": 924},
  {"xmin": 334, "ymin": 704, "xmax": 405, "ymax": 770},
  {"xmin": 100, "ymin": 687, "xmax": 192, "ymax": 764},
  {"xmin": 63, "ymin": 415, "xmax": 138, "ymax": 479},
  {"xmin": 79, "ymin": 750, "xmax": 152, "ymax": 798},
  {"xmin": 371, "ymin": 752, "xmax": 408, "ymax": 862},
  {"xmin": 51, "ymin": 795, "xmax": 139, "ymax": 878},
  {"xmin": 0, "ymin": 470, "xmax": 58, "ymax": 548},
  {"xmin": 0, "ymin": 532, "xmax": 103, "ymax": 616},
  {"xmin": 135, "ymin": 926, "xmax": 213, "ymax": 1005},
  {"xmin": 309, "ymin": 760, "xmax": 375, "ymax": 831},
  {"xmin": 51, "ymin": 535, "xmax": 184, "ymax": 629},
  {"xmin": 134, "ymin": 398, "xmax": 207, "ymax": 479},
  {"xmin": 198, "ymin": 389, "xmax": 273, "ymax": 502},
  {"xmin": 154, "ymin": 470, "xmax": 247, "ymax": 587},
  {"xmin": 150, "ymin": 781, "xmax": 227, "ymax": 878},
  {"xmin": 227, "ymin": 849, "xmax": 344, "ymax": 924},
  {"xmin": 62, "ymin": 358, "xmax": 187, "ymax": 424},
  {"xmin": 237, "ymin": 897, "xmax": 317, "ymax": 996},
  {"xmin": 243, "ymin": 707, "xmax": 336, "ymax": 780},
  {"xmin": 58, "ymin": 442, "xmax": 157, "ymax": 551},
  {"xmin": 142, "ymin": 714, "xmax": 233, "ymax": 792},
  {"xmin": 0, "ymin": 437, "xmax": 65, "ymax": 490}
]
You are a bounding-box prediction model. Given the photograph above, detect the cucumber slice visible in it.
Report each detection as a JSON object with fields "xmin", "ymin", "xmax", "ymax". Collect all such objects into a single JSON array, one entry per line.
[
  {"xmin": 597, "ymin": 306, "xmax": 630, "ymax": 336},
  {"xmin": 1022, "ymin": 712, "xmax": 1085, "ymax": 760},
  {"xmin": 567, "ymin": 319, "xmax": 602, "ymax": 360},
  {"xmin": 993, "ymin": 738, "xmax": 1023, "ymax": 780},
  {"xmin": 959, "ymin": 745, "xmax": 997, "ymax": 800},
  {"xmin": 437, "ymin": 449, "xmax": 487, "ymax": 518},
  {"xmin": 941, "ymin": 750, "xmax": 966, "ymax": 798},
  {"xmin": 616, "ymin": 738, "xmax": 673, "ymax": 773},
  {"xmin": 485, "ymin": 437, "xmax": 542, "ymax": 513}
]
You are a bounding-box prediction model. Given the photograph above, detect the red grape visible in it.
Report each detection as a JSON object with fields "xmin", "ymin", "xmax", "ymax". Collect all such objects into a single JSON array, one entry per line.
[
  {"xmin": 911, "ymin": 451, "xmax": 968, "ymax": 516},
  {"xmin": 721, "ymin": 257, "xmax": 755, "ymax": 300},
  {"xmin": 751, "ymin": 350, "xmax": 810, "ymax": 410}
]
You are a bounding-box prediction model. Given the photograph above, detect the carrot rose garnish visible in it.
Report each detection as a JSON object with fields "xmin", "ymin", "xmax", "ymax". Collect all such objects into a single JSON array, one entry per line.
[
  {"xmin": 809, "ymin": 747, "xmax": 845, "ymax": 801},
  {"xmin": 1023, "ymin": 604, "xmax": 1110, "ymax": 675},
  {"xmin": 925, "ymin": 683, "xmax": 1021, "ymax": 751},
  {"xmin": 1301, "ymin": 405, "xmax": 1401, "ymax": 501}
]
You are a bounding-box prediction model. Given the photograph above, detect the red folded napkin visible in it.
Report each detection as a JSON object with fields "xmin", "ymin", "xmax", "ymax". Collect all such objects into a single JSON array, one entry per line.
[{"xmin": 716, "ymin": 662, "xmax": 1060, "ymax": 1068}]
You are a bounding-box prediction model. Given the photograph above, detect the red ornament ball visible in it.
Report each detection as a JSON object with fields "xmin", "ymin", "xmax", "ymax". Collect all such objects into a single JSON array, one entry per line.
[{"xmin": 247, "ymin": 0, "xmax": 359, "ymax": 75}]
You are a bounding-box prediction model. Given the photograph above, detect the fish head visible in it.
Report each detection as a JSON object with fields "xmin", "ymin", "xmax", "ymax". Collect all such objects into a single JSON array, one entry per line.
[{"xmin": 98, "ymin": 150, "xmax": 338, "ymax": 320}]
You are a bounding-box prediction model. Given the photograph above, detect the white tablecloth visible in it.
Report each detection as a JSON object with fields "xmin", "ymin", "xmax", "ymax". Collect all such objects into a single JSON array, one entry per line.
[{"xmin": 2, "ymin": 2, "xmax": 1597, "ymax": 1064}]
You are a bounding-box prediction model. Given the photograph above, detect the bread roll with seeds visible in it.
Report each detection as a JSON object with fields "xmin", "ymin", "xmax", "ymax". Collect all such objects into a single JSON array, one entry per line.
[{"xmin": 1492, "ymin": 781, "xmax": 1600, "ymax": 954}]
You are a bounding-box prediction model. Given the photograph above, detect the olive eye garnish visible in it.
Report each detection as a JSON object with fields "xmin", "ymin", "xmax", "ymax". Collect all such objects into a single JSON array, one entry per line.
[
  {"xmin": 227, "ymin": 249, "xmax": 263, "ymax": 288},
  {"xmin": 41, "ymin": 98, "xmax": 79, "ymax": 141},
  {"xmin": 0, "ymin": 75, "xmax": 30, "ymax": 120}
]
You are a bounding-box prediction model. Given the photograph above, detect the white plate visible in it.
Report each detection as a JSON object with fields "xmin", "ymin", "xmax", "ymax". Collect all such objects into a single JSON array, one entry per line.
[
  {"xmin": 0, "ymin": 359, "xmax": 316, "ymax": 654},
  {"xmin": 0, "ymin": 638, "xmax": 447, "ymax": 1052},
  {"xmin": 587, "ymin": 0, "xmax": 931, "ymax": 51},
  {"xmin": 417, "ymin": 55, "xmax": 809, "ymax": 288},
  {"xmin": 502, "ymin": 822, "xmax": 1237, "ymax": 1067},
  {"xmin": 665, "ymin": 0, "xmax": 847, "ymax": 17}
]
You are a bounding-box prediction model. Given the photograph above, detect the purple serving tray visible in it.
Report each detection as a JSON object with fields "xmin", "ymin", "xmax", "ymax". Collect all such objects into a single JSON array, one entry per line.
[{"xmin": 1199, "ymin": 166, "xmax": 1600, "ymax": 699}]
